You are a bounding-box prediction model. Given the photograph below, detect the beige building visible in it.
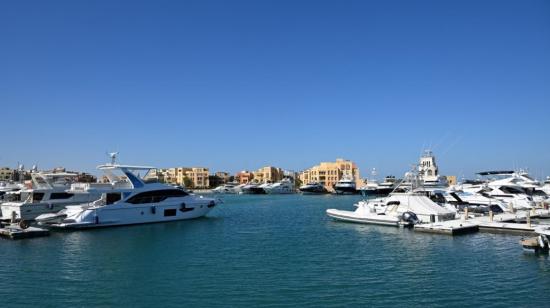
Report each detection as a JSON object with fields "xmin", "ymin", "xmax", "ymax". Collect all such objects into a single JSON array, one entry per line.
[
  {"xmin": 253, "ymin": 166, "xmax": 284, "ymax": 184},
  {"xmin": 0, "ymin": 167, "xmax": 13, "ymax": 181},
  {"xmin": 236, "ymin": 171, "xmax": 254, "ymax": 184},
  {"xmin": 300, "ymin": 159, "xmax": 360, "ymax": 189},
  {"xmin": 145, "ymin": 167, "xmax": 210, "ymax": 189}
]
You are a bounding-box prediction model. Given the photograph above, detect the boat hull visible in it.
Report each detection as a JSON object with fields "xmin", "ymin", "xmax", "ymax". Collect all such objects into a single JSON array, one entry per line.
[
  {"xmin": 326, "ymin": 209, "xmax": 401, "ymax": 226},
  {"xmin": 47, "ymin": 200, "xmax": 217, "ymax": 229}
]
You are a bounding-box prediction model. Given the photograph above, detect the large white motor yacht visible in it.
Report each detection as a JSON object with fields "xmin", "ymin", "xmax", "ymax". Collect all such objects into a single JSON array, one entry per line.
[
  {"xmin": 36, "ymin": 162, "xmax": 219, "ymax": 229},
  {"xmin": 264, "ymin": 178, "xmax": 294, "ymax": 194},
  {"xmin": 299, "ymin": 182, "xmax": 328, "ymax": 194},
  {"xmin": 333, "ymin": 176, "xmax": 357, "ymax": 195},
  {"xmin": 1, "ymin": 172, "xmax": 99, "ymax": 221}
]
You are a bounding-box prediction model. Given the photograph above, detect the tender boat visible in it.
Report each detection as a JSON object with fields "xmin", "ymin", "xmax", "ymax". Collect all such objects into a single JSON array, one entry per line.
[
  {"xmin": 299, "ymin": 182, "xmax": 328, "ymax": 194},
  {"xmin": 327, "ymin": 192, "xmax": 456, "ymax": 226},
  {"xmin": 327, "ymin": 172, "xmax": 456, "ymax": 227},
  {"xmin": 36, "ymin": 162, "xmax": 220, "ymax": 229}
]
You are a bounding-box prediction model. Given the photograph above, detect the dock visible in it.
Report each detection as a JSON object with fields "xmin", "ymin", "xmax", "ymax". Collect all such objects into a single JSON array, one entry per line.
[
  {"xmin": 0, "ymin": 225, "xmax": 50, "ymax": 240},
  {"xmin": 414, "ymin": 220, "xmax": 479, "ymax": 235},
  {"xmin": 476, "ymin": 221, "xmax": 535, "ymax": 234}
]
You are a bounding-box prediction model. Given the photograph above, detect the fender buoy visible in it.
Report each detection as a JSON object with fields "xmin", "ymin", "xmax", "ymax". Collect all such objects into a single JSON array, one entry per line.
[
  {"xmin": 151, "ymin": 206, "xmax": 156, "ymax": 214},
  {"xmin": 19, "ymin": 220, "xmax": 30, "ymax": 229}
]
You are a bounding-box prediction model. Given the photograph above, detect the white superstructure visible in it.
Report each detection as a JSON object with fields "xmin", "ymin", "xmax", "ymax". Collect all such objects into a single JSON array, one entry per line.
[{"xmin": 1, "ymin": 172, "xmax": 99, "ymax": 221}]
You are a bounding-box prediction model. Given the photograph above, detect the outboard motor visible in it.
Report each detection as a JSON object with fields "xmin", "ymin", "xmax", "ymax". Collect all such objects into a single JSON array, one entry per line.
[{"xmin": 402, "ymin": 211, "xmax": 419, "ymax": 225}]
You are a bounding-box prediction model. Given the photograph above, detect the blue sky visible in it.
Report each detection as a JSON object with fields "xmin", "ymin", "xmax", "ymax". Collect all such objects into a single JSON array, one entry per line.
[{"xmin": 1, "ymin": 0, "xmax": 549, "ymax": 180}]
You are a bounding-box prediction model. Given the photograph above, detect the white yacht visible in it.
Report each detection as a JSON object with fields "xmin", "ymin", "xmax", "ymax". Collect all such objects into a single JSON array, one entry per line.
[
  {"xmin": 299, "ymin": 182, "xmax": 328, "ymax": 194},
  {"xmin": 465, "ymin": 171, "xmax": 538, "ymax": 210},
  {"xmin": 475, "ymin": 170, "xmax": 548, "ymax": 204},
  {"xmin": 212, "ymin": 182, "xmax": 241, "ymax": 194},
  {"xmin": 1, "ymin": 172, "xmax": 99, "ymax": 221},
  {"xmin": 358, "ymin": 175, "xmax": 397, "ymax": 197},
  {"xmin": 333, "ymin": 176, "xmax": 357, "ymax": 195},
  {"xmin": 241, "ymin": 181, "xmax": 272, "ymax": 194},
  {"xmin": 264, "ymin": 178, "xmax": 294, "ymax": 194},
  {"xmin": 36, "ymin": 162, "xmax": 219, "ymax": 229}
]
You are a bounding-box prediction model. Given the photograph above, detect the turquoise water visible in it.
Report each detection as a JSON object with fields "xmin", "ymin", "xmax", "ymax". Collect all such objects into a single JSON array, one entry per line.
[{"xmin": 2, "ymin": 194, "xmax": 550, "ymax": 307}]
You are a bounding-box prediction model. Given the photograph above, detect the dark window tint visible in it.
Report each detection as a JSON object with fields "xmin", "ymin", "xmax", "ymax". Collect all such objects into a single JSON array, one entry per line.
[
  {"xmin": 106, "ymin": 193, "xmax": 122, "ymax": 205},
  {"xmin": 32, "ymin": 193, "xmax": 45, "ymax": 202},
  {"xmin": 126, "ymin": 189, "xmax": 188, "ymax": 204},
  {"xmin": 164, "ymin": 209, "xmax": 177, "ymax": 217},
  {"xmin": 50, "ymin": 193, "xmax": 74, "ymax": 200},
  {"xmin": 500, "ymin": 186, "xmax": 525, "ymax": 194}
]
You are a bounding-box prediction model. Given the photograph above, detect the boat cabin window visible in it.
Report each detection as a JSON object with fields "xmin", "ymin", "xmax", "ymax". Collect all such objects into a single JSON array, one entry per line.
[
  {"xmin": 500, "ymin": 186, "xmax": 525, "ymax": 194},
  {"xmin": 126, "ymin": 189, "xmax": 188, "ymax": 204},
  {"xmin": 106, "ymin": 193, "xmax": 122, "ymax": 205},
  {"xmin": 50, "ymin": 192, "xmax": 74, "ymax": 200},
  {"xmin": 32, "ymin": 192, "xmax": 45, "ymax": 203}
]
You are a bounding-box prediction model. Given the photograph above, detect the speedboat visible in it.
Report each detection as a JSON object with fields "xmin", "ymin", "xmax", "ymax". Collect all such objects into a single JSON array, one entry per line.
[
  {"xmin": 264, "ymin": 178, "xmax": 294, "ymax": 194},
  {"xmin": 327, "ymin": 192, "xmax": 455, "ymax": 227},
  {"xmin": 333, "ymin": 176, "xmax": 357, "ymax": 195},
  {"xmin": 1, "ymin": 172, "xmax": 99, "ymax": 221},
  {"xmin": 327, "ymin": 171, "xmax": 456, "ymax": 226},
  {"xmin": 36, "ymin": 162, "xmax": 220, "ymax": 229},
  {"xmin": 299, "ymin": 182, "xmax": 328, "ymax": 194}
]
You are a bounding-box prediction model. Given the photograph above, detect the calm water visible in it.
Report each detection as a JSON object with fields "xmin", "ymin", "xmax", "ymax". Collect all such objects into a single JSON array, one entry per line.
[{"xmin": 2, "ymin": 194, "xmax": 550, "ymax": 307}]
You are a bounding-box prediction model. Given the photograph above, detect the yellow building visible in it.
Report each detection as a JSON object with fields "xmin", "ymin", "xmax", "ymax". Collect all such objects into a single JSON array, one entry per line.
[
  {"xmin": 146, "ymin": 167, "xmax": 210, "ymax": 188},
  {"xmin": 253, "ymin": 166, "xmax": 284, "ymax": 184},
  {"xmin": 300, "ymin": 159, "xmax": 360, "ymax": 190}
]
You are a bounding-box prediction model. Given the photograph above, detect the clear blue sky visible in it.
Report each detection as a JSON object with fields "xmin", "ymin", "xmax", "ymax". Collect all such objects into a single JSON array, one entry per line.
[{"xmin": 1, "ymin": 0, "xmax": 549, "ymax": 180}]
